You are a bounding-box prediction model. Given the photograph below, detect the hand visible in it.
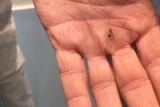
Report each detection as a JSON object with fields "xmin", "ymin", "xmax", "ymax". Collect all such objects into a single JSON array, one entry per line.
[{"xmin": 33, "ymin": 0, "xmax": 160, "ymax": 106}]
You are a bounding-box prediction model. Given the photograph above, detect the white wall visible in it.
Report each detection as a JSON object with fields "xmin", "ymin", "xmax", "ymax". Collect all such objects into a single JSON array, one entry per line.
[{"xmin": 12, "ymin": 0, "xmax": 34, "ymax": 10}]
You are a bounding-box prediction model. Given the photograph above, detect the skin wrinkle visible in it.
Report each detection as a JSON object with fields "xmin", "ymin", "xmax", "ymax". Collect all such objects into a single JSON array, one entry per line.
[
  {"xmin": 67, "ymin": 95, "xmax": 91, "ymax": 106},
  {"xmin": 137, "ymin": 15, "xmax": 152, "ymax": 30},
  {"xmin": 142, "ymin": 29, "xmax": 160, "ymax": 68},
  {"xmin": 43, "ymin": 1, "xmax": 125, "ymax": 28},
  {"xmin": 67, "ymin": 1, "xmax": 107, "ymax": 17},
  {"xmin": 119, "ymin": 2, "xmax": 157, "ymax": 34},
  {"xmin": 129, "ymin": 4, "xmax": 149, "ymax": 28},
  {"xmin": 55, "ymin": 24, "xmax": 78, "ymax": 50},
  {"xmin": 83, "ymin": 21, "xmax": 104, "ymax": 56},
  {"xmin": 136, "ymin": 26, "xmax": 160, "ymax": 68},
  {"xmin": 146, "ymin": 55, "xmax": 160, "ymax": 70},
  {"xmin": 66, "ymin": 0, "xmax": 109, "ymax": 6},
  {"xmin": 135, "ymin": 23, "xmax": 158, "ymax": 44},
  {"xmin": 79, "ymin": 34, "xmax": 91, "ymax": 54},
  {"xmin": 90, "ymin": 79, "xmax": 115, "ymax": 93},
  {"xmin": 69, "ymin": 1, "xmax": 110, "ymax": 21},
  {"xmin": 112, "ymin": 45, "xmax": 132, "ymax": 57},
  {"xmin": 33, "ymin": 1, "xmax": 59, "ymax": 27},
  {"xmin": 124, "ymin": 19, "xmax": 147, "ymax": 40},
  {"xmin": 67, "ymin": 1, "xmax": 93, "ymax": 21},
  {"xmin": 47, "ymin": 6, "xmax": 126, "ymax": 28},
  {"xmin": 76, "ymin": 19, "xmax": 94, "ymax": 54},
  {"xmin": 87, "ymin": 55, "xmax": 106, "ymax": 62},
  {"xmin": 125, "ymin": 15, "xmax": 149, "ymax": 35},
  {"xmin": 66, "ymin": 0, "xmax": 119, "ymax": 17},
  {"xmin": 67, "ymin": 0, "xmax": 138, "ymax": 6},
  {"xmin": 120, "ymin": 77, "xmax": 150, "ymax": 93},
  {"xmin": 133, "ymin": 4, "xmax": 147, "ymax": 16},
  {"xmin": 60, "ymin": 68, "xmax": 86, "ymax": 80},
  {"xmin": 67, "ymin": 95, "xmax": 89, "ymax": 102},
  {"xmin": 66, "ymin": 9, "xmax": 82, "ymax": 21},
  {"xmin": 134, "ymin": 8, "xmax": 157, "ymax": 37}
]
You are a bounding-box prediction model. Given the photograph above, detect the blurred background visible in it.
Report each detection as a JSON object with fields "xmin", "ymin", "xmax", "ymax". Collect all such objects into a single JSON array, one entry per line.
[
  {"xmin": 12, "ymin": 0, "xmax": 67, "ymax": 107},
  {"xmin": 1, "ymin": 0, "xmax": 159, "ymax": 107}
]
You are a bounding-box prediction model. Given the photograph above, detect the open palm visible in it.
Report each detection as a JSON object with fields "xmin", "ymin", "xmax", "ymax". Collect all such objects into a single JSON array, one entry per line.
[{"xmin": 33, "ymin": 0, "xmax": 160, "ymax": 106}]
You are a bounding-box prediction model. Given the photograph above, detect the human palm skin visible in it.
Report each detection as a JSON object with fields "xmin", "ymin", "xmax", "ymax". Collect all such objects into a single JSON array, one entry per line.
[{"xmin": 33, "ymin": 0, "xmax": 160, "ymax": 107}]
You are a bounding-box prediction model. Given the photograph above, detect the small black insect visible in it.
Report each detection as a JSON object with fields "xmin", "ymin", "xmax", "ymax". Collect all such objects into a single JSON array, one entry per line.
[{"xmin": 107, "ymin": 29, "xmax": 113, "ymax": 37}]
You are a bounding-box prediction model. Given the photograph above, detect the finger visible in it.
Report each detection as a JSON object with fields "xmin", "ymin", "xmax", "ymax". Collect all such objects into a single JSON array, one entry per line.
[
  {"xmin": 136, "ymin": 26, "xmax": 160, "ymax": 102},
  {"xmin": 87, "ymin": 55, "xmax": 122, "ymax": 107},
  {"xmin": 112, "ymin": 45, "xmax": 159, "ymax": 107},
  {"xmin": 56, "ymin": 50, "xmax": 92, "ymax": 107}
]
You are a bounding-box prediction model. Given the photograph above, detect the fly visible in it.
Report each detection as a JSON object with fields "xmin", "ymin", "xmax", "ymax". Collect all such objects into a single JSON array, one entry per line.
[{"xmin": 107, "ymin": 29, "xmax": 113, "ymax": 37}]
